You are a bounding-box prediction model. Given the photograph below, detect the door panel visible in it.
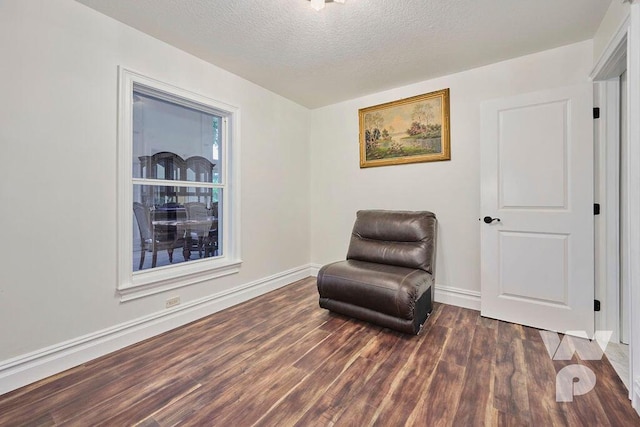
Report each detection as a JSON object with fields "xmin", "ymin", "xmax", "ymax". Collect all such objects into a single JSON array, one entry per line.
[
  {"xmin": 499, "ymin": 231, "xmax": 568, "ymax": 305},
  {"xmin": 499, "ymin": 101, "xmax": 568, "ymax": 209},
  {"xmin": 481, "ymin": 84, "xmax": 594, "ymax": 335}
]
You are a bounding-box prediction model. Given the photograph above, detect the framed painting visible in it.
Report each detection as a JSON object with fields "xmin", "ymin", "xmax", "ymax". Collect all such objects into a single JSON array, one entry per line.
[{"xmin": 359, "ymin": 88, "xmax": 450, "ymax": 168}]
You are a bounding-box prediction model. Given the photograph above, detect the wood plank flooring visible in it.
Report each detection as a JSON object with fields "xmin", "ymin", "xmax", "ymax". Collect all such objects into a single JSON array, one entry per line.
[{"xmin": 1, "ymin": 277, "xmax": 638, "ymax": 426}]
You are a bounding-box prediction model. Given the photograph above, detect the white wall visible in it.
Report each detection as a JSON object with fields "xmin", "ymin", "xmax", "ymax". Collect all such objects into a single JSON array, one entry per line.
[
  {"xmin": 0, "ymin": 0, "xmax": 310, "ymax": 366},
  {"xmin": 309, "ymin": 41, "xmax": 594, "ymax": 300},
  {"xmin": 593, "ymin": 0, "xmax": 630, "ymax": 62},
  {"xmin": 0, "ymin": 0, "xmax": 606, "ymax": 397}
]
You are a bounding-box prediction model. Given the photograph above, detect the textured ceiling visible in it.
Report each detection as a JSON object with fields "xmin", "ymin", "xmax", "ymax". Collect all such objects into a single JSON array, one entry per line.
[{"xmin": 75, "ymin": 0, "xmax": 610, "ymax": 108}]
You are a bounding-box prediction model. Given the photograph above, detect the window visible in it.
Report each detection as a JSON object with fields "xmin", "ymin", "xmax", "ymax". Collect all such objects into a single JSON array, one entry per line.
[{"xmin": 118, "ymin": 68, "xmax": 241, "ymax": 300}]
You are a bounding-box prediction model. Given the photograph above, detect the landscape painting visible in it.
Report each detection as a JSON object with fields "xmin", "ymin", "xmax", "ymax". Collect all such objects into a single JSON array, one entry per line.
[{"xmin": 359, "ymin": 88, "xmax": 450, "ymax": 168}]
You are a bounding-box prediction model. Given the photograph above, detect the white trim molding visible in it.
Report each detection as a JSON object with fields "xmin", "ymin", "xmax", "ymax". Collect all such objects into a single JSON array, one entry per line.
[
  {"xmin": 591, "ymin": 14, "xmax": 630, "ymax": 80},
  {"xmin": 119, "ymin": 260, "xmax": 243, "ymax": 302},
  {"xmin": 594, "ymin": 79, "xmax": 623, "ymax": 343},
  {"xmin": 629, "ymin": 1, "xmax": 640, "ymax": 414},
  {"xmin": 591, "ymin": 3, "xmax": 640, "ymax": 412},
  {"xmin": 434, "ymin": 284, "xmax": 481, "ymax": 311},
  {"xmin": 309, "ymin": 263, "xmax": 323, "ymax": 277},
  {"xmin": 0, "ymin": 265, "xmax": 313, "ymax": 395},
  {"xmin": 117, "ymin": 66, "xmax": 242, "ymax": 296}
]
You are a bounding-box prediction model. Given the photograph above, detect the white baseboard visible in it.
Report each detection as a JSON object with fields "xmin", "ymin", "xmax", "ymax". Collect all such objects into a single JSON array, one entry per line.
[
  {"xmin": 309, "ymin": 263, "xmax": 322, "ymax": 277},
  {"xmin": 0, "ymin": 264, "xmax": 312, "ymax": 396},
  {"xmin": 434, "ymin": 284, "xmax": 481, "ymax": 311},
  {"xmin": 1, "ymin": 265, "xmax": 482, "ymax": 396},
  {"xmin": 634, "ymin": 377, "xmax": 640, "ymax": 416}
]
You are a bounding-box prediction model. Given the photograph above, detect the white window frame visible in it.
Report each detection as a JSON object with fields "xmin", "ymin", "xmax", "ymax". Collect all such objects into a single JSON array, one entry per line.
[{"xmin": 117, "ymin": 67, "xmax": 241, "ymax": 301}]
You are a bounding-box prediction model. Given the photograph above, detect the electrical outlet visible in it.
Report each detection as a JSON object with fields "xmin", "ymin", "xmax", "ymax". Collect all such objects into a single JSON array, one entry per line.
[{"xmin": 166, "ymin": 296, "xmax": 180, "ymax": 308}]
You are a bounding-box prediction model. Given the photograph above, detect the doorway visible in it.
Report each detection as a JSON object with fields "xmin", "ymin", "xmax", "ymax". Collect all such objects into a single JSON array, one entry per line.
[
  {"xmin": 602, "ymin": 68, "xmax": 631, "ymax": 391},
  {"xmin": 593, "ymin": 38, "xmax": 631, "ymax": 393}
]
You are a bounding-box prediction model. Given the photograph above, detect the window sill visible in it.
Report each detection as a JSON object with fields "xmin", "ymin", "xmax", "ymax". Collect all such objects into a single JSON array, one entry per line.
[{"xmin": 118, "ymin": 258, "xmax": 242, "ymax": 302}]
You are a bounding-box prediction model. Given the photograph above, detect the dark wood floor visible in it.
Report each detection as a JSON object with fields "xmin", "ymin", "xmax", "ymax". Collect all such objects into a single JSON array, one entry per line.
[{"xmin": 1, "ymin": 277, "xmax": 638, "ymax": 426}]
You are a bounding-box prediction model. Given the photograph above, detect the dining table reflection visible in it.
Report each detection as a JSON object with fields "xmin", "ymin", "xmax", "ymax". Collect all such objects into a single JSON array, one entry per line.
[{"xmin": 152, "ymin": 206, "xmax": 219, "ymax": 260}]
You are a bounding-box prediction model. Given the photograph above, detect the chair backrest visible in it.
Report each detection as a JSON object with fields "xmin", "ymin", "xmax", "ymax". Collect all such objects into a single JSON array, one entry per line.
[
  {"xmin": 133, "ymin": 202, "xmax": 152, "ymax": 241},
  {"xmin": 346, "ymin": 210, "xmax": 437, "ymax": 275},
  {"xmin": 185, "ymin": 202, "xmax": 213, "ymax": 235}
]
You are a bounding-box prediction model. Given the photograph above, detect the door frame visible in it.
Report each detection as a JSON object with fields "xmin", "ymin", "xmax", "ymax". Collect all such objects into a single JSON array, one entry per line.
[
  {"xmin": 591, "ymin": 6, "xmax": 640, "ymax": 409},
  {"xmin": 594, "ymin": 74, "xmax": 624, "ymax": 344}
]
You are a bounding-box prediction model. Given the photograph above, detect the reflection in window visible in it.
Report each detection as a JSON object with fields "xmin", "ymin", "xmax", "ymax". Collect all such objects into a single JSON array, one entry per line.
[{"xmin": 131, "ymin": 89, "xmax": 225, "ymax": 271}]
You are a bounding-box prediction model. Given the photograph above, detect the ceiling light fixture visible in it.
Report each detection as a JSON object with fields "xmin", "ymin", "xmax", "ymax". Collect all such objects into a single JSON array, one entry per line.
[{"xmin": 309, "ymin": 0, "xmax": 345, "ymax": 11}]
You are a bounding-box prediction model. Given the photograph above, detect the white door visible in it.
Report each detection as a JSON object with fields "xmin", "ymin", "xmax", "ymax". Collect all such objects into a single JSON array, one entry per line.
[{"xmin": 480, "ymin": 84, "xmax": 594, "ymax": 335}]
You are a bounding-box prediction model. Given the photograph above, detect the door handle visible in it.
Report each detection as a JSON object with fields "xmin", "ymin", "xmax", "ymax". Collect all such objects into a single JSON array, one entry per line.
[{"xmin": 482, "ymin": 216, "xmax": 501, "ymax": 224}]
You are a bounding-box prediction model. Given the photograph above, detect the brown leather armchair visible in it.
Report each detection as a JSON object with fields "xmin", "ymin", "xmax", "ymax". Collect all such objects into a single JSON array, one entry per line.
[{"xmin": 317, "ymin": 210, "xmax": 437, "ymax": 335}]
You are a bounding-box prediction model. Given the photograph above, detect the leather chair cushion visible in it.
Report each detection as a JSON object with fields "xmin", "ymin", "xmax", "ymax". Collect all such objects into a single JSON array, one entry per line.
[
  {"xmin": 317, "ymin": 259, "xmax": 433, "ymax": 320},
  {"xmin": 346, "ymin": 210, "xmax": 436, "ymax": 274}
]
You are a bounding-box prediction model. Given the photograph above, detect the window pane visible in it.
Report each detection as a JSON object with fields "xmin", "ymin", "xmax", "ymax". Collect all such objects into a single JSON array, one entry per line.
[
  {"xmin": 132, "ymin": 91, "xmax": 222, "ymax": 183},
  {"xmin": 133, "ymin": 185, "xmax": 222, "ymax": 271}
]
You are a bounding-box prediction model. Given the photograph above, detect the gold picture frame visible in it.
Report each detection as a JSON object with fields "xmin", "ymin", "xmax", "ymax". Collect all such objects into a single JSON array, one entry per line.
[{"xmin": 359, "ymin": 88, "xmax": 450, "ymax": 168}]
